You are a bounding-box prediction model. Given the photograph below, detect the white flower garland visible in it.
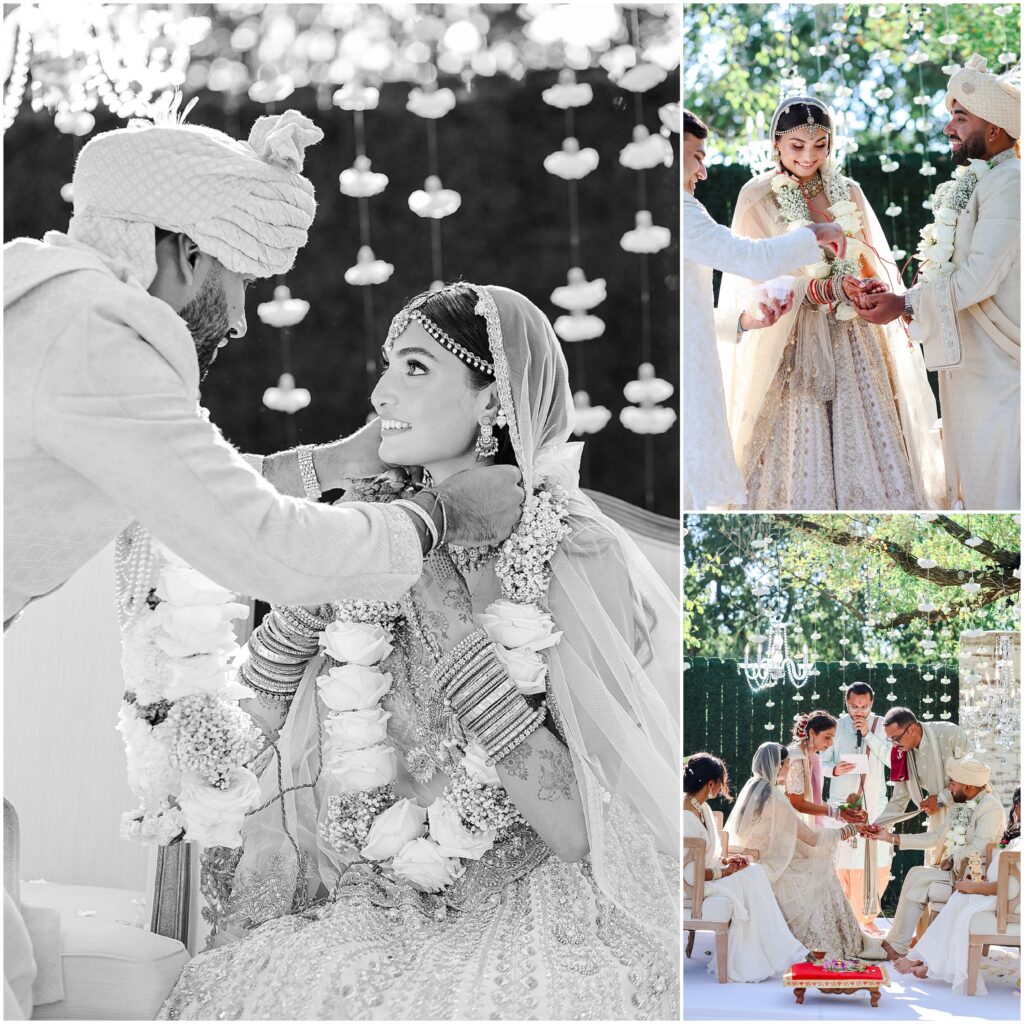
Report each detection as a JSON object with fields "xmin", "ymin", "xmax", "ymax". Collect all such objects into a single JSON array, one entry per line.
[
  {"xmin": 119, "ymin": 541, "xmax": 262, "ymax": 848},
  {"xmin": 940, "ymin": 795, "xmax": 980, "ymax": 865},
  {"xmin": 914, "ymin": 158, "xmax": 990, "ymax": 282},
  {"xmin": 771, "ymin": 168, "xmax": 863, "ymax": 321},
  {"xmin": 317, "ymin": 483, "xmax": 571, "ymax": 894}
]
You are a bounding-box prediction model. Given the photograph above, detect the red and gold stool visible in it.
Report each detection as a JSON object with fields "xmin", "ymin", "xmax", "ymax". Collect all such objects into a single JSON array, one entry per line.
[{"xmin": 783, "ymin": 959, "xmax": 890, "ymax": 1008}]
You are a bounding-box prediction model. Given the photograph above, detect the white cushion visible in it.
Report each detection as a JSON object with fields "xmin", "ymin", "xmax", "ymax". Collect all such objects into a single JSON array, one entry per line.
[
  {"xmin": 20, "ymin": 881, "xmax": 187, "ymax": 1021},
  {"xmin": 685, "ymin": 895, "xmax": 733, "ymax": 924},
  {"xmin": 968, "ymin": 910, "xmax": 1021, "ymax": 938}
]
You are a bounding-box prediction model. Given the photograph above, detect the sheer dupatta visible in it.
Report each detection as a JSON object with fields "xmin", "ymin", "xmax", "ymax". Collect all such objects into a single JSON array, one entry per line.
[{"xmin": 717, "ymin": 170, "xmax": 944, "ymax": 507}]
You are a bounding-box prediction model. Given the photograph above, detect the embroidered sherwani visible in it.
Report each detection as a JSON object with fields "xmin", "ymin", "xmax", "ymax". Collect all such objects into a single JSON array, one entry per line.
[
  {"xmin": 885, "ymin": 792, "xmax": 1006, "ymax": 954},
  {"xmin": 682, "ymin": 192, "xmax": 820, "ymax": 510},
  {"xmin": 4, "ymin": 237, "xmax": 422, "ymax": 628},
  {"xmin": 908, "ymin": 149, "xmax": 1020, "ymax": 509}
]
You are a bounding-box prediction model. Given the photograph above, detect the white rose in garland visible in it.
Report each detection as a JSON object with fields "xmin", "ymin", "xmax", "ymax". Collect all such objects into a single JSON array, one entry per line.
[
  {"xmin": 323, "ymin": 707, "xmax": 392, "ymax": 752},
  {"xmin": 428, "ymin": 798, "xmax": 496, "ymax": 860},
  {"xmin": 391, "ymin": 837, "xmax": 463, "ymax": 892},
  {"xmin": 475, "ymin": 599, "xmax": 562, "ymax": 652},
  {"xmin": 178, "ymin": 766, "xmax": 261, "ymax": 849},
  {"xmin": 322, "ymin": 620, "xmax": 394, "ymax": 665},
  {"xmin": 328, "ymin": 742, "xmax": 398, "ymax": 791},
  {"xmin": 915, "ymin": 158, "xmax": 991, "ymax": 282},
  {"xmin": 317, "ymin": 664, "xmax": 392, "ymax": 711},
  {"xmin": 494, "ymin": 644, "xmax": 548, "ymax": 695},
  {"xmin": 360, "ymin": 798, "xmax": 427, "ymax": 860}
]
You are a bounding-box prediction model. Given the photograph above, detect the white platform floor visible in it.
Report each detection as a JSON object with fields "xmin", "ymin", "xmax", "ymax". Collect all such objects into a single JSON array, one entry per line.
[{"xmin": 684, "ymin": 919, "xmax": 1021, "ymax": 1022}]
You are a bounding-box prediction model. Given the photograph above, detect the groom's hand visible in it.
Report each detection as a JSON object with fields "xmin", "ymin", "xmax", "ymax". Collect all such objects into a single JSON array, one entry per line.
[
  {"xmin": 435, "ymin": 465, "xmax": 525, "ymax": 546},
  {"xmin": 315, "ymin": 418, "xmax": 390, "ymax": 488},
  {"xmin": 855, "ymin": 291, "xmax": 903, "ymax": 325}
]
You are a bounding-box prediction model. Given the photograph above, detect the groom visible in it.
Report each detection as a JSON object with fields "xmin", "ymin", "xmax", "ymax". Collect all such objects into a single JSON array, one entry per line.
[
  {"xmin": 864, "ymin": 755, "xmax": 1005, "ymax": 959},
  {"xmin": 857, "ymin": 55, "xmax": 1020, "ymax": 510},
  {"xmin": 683, "ymin": 108, "xmax": 846, "ymax": 508},
  {"xmin": 4, "ymin": 106, "xmax": 524, "ymax": 630}
]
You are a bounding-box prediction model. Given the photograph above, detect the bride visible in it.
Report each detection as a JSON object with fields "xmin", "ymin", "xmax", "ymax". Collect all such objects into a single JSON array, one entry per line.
[
  {"xmin": 718, "ymin": 95, "xmax": 944, "ymax": 510},
  {"xmin": 158, "ymin": 283, "xmax": 680, "ymax": 1020},
  {"xmin": 724, "ymin": 742, "xmax": 885, "ymax": 961}
]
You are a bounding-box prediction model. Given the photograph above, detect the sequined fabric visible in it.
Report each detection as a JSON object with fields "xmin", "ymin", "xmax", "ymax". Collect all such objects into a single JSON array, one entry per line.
[
  {"xmin": 744, "ymin": 314, "xmax": 920, "ymax": 510},
  {"xmin": 159, "ymin": 851, "xmax": 677, "ymax": 1020}
]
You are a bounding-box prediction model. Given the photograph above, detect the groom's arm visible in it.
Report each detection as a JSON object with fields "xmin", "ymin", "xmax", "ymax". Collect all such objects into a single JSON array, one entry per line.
[{"xmin": 684, "ymin": 194, "xmax": 821, "ymax": 281}]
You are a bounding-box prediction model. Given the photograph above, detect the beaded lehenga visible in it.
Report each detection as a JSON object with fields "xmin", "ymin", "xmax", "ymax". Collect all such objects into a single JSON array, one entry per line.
[
  {"xmin": 158, "ymin": 285, "xmax": 680, "ymax": 1021},
  {"xmin": 718, "ymin": 170, "xmax": 944, "ymax": 510}
]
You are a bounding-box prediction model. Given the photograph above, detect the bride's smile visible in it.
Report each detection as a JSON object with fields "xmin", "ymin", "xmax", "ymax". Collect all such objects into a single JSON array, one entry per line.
[{"xmin": 371, "ymin": 320, "xmax": 498, "ymax": 482}]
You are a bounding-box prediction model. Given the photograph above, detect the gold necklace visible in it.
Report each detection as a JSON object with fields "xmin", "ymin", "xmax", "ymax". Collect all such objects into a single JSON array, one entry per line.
[{"xmin": 800, "ymin": 172, "xmax": 825, "ymax": 199}]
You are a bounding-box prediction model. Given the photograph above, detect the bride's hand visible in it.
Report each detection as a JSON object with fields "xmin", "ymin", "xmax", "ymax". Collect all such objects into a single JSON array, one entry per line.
[
  {"xmin": 841, "ymin": 276, "xmax": 864, "ymax": 303},
  {"xmin": 409, "ymin": 549, "xmax": 475, "ymax": 648}
]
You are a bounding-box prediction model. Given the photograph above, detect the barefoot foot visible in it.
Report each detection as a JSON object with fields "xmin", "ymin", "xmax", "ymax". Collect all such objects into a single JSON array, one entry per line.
[
  {"xmin": 881, "ymin": 940, "xmax": 902, "ymax": 961},
  {"xmin": 912, "ymin": 964, "xmax": 929, "ymax": 979}
]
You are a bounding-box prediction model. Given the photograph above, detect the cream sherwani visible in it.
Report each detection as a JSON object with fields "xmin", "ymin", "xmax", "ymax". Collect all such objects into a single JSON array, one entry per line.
[
  {"xmin": 908, "ymin": 150, "xmax": 1020, "ymax": 509},
  {"xmin": 885, "ymin": 791, "xmax": 1006, "ymax": 954},
  {"xmin": 4, "ymin": 237, "xmax": 422, "ymax": 628},
  {"xmin": 683, "ymin": 192, "xmax": 821, "ymax": 509}
]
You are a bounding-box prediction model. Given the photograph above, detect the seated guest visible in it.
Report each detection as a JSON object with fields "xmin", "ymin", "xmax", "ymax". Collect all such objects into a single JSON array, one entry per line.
[
  {"xmin": 895, "ymin": 786, "xmax": 1020, "ymax": 994},
  {"xmin": 684, "ymin": 752, "xmax": 805, "ymax": 981},
  {"xmin": 862, "ymin": 755, "xmax": 1006, "ymax": 960}
]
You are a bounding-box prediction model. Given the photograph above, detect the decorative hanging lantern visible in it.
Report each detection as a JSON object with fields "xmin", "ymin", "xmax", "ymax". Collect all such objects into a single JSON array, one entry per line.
[
  {"xmin": 406, "ymin": 86, "xmax": 457, "ymax": 119},
  {"xmin": 543, "ymin": 137, "xmax": 599, "ymax": 180},
  {"xmin": 620, "ymin": 362, "xmax": 676, "ymax": 435},
  {"xmin": 263, "ymin": 373, "xmax": 311, "ymax": 414},
  {"xmin": 550, "ymin": 268, "xmax": 606, "ymax": 312},
  {"xmin": 618, "ymin": 125, "xmax": 674, "ymax": 170},
  {"xmin": 541, "ymin": 69, "xmax": 593, "ymax": 109},
  {"xmin": 339, "ymin": 156, "xmax": 389, "ymax": 198},
  {"xmin": 620, "ymin": 211, "xmax": 671, "ymax": 254},
  {"xmin": 571, "ymin": 391, "xmax": 611, "ymax": 435},
  {"xmin": 344, "ymin": 246, "xmax": 394, "ymax": 286},
  {"xmin": 408, "ymin": 175, "xmax": 462, "ymax": 219},
  {"xmin": 738, "ymin": 617, "xmax": 814, "ymax": 693}
]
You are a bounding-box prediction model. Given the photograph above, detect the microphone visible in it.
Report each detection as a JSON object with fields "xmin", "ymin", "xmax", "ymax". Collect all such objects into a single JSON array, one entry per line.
[{"xmin": 856, "ymin": 728, "xmax": 863, "ymax": 751}]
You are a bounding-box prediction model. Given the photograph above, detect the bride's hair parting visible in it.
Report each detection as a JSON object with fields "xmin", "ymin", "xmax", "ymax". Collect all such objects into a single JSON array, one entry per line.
[
  {"xmin": 683, "ymin": 752, "xmax": 732, "ymax": 800},
  {"xmin": 792, "ymin": 709, "xmax": 836, "ymax": 741},
  {"xmin": 404, "ymin": 281, "xmax": 516, "ymax": 467},
  {"xmin": 774, "ymin": 101, "xmax": 833, "ymax": 145}
]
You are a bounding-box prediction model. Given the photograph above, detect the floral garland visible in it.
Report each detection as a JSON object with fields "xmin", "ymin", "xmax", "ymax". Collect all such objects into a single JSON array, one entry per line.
[
  {"xmin": 770, "ymin": 168, "xmax": 863, "ymax": 321},
  {"xmin": 316, "ymin": 482, "xmax": 572, "ymax": 894},
  {"xmin": 118, "ymin": 538, "xmax": 263, "ymax": 848},
  {"xmin": 914, "ymin": 158, "xmax": 990, "ymax": 282},
  {"xmin": 940, "ymin": 795, "xmax": 980, "ymax": 867}
]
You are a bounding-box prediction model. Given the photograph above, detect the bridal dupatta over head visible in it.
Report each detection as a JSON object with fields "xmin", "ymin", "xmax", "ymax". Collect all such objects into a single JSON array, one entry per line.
[
  {"xmin": 717, "ymin": 109, "xmax": 945, "ymax": 508},
  {"xmin": 724, "ymin": 743, "xmax": 836, "ymax": 883},
  {"xmin": 227, "ymin": 285, "xmax": 680, "ymax": 947}
]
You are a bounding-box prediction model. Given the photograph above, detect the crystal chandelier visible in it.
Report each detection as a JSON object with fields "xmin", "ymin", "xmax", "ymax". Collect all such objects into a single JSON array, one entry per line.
[
  {"xmin": 739, "ymin": 617, "xmax": 815, "ymax": 693},
  {"xmin": 960, "ymin": 632, "xmax": 1020, "ymax": 750}
]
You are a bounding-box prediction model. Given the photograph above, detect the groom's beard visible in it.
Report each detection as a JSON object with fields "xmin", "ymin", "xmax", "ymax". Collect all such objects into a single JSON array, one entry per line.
[
  {"xmin": 180, "ymin": 264, "xmax": 232, "ymax": 383},
  {"xmin": 951, "ymin": 791, "xmax": 968, "ymax": 803},
  {"xmin": 951, "ymin": 129, "xmax": 987, "ymax": 166}
]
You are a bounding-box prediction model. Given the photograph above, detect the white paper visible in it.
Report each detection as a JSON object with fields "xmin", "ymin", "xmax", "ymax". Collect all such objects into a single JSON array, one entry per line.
[{"xmin": 836, "ymin": 753, "xmax": 869, "ymax": 775}]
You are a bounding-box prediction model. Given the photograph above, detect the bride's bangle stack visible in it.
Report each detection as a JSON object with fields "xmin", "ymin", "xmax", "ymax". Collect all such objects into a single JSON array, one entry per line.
[
  {"xmin": 242, "ymin": 605, "xmax": 335, "ymax": 702},
  {"xmin": 807, "ymin": 276, "xmax": 841, "ymax": 307},
  {"xmin": 438, "ymin": 629, "xmax": 546, "ymax": 764}
]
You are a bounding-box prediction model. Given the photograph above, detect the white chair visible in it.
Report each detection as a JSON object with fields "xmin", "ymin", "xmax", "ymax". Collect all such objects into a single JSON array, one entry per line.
[
  {"xmin": 683, "ymin": 834, "xmax": 732, "ymax": 983},
  {"xmin": 4, "ymin": 799, "xmax": 189, "ymax": 1020},
  {"xmin": 966, "ymin": 849, "xmax": 1020, "ymax": 996},
  {"xmin": 915, "ymin": 842, "xmax": 997, "ymax": 945}
]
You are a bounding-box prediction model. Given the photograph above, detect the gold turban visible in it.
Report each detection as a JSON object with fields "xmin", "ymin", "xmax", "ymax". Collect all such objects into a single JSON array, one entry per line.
[
  {"xmin": 66, "ymin": 108, "xmax": 324, "ymax": 288},
  {"xmin": 945, "ymin": 54, "xmax": 1020, "ymax": 139}
]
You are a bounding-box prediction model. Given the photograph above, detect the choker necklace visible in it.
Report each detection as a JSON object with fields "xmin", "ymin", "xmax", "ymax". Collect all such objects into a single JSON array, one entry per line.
[
  {"xmin": 687, "ymin": 793, "xmax": 706, "ymax": 810},
  {"xmin": 800, "ymin": 172, "xmax": 825, "ymax": 199}
]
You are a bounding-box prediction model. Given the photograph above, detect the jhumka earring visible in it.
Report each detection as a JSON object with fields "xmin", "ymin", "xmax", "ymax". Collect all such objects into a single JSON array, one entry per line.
[{"xmin": 475, "ymin": 415, "xmax": 499, "ymax": 459}]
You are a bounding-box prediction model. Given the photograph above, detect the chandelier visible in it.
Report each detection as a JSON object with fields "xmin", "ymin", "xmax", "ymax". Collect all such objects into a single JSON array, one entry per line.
[
  {"xmin": 960, "ymin": 632, "xmax": 1020, "ymax": 751},
  {"xmin": 738, "ymin": 617, "xmax": 815, "ymax": 693}
]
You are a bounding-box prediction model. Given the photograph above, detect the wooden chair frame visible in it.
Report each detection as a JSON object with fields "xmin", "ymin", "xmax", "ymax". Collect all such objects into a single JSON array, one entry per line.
[
  {"xmin": 683, "ymin": 835, "xmax": 730, "ymax": 983},
  {"xmin": 966, "ymin": 849, "xmax": 1020, "ymax": 996},
  {"xmin": 915, "ymin": 841, "xmax": 998, "ymax": 944}
]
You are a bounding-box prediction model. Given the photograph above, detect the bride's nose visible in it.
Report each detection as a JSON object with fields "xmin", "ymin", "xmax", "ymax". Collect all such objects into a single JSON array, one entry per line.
[{"xmin": 370, "ymin": 372, "xmax": 393, "ymax": 414}]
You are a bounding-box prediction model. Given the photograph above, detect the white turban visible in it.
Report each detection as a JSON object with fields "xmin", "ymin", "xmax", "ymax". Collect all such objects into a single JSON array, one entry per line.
[
  {"xmin": 946, "ymin": 754, "xmax": 992, "ymax": 789},
  {"xmin": 66, "ymin": 109, "xmax": 324, "ymax": 288},
  {"xmin": 945, "ymin": 54, "xmax": 1021, "ymax": 139}
]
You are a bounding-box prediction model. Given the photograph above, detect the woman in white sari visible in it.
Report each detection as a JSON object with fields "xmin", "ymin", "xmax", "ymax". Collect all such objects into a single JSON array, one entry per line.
[
  {"xmin": 159, "ymin": 283, "xmax": 679, "ymax": 1020},
  {"xmin": 684, "ymin": 753, "xmax": 805, "ymax": 981},
  {"xmin": 896, "ymin": 788, "xmax": 1020, "ymax": 995},
  {"xmin": 719, "ymin": 96, "xmax": 944, "ymax": 509},
  {"xmin": 725, "ymin": 743, "xmax": 885, "ymax": 961}
]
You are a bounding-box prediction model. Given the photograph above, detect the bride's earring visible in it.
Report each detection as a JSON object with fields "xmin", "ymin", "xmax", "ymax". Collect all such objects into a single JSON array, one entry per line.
[{"xmin": 474, "ymin": 415, "xmax": 499, "ymax": 460}]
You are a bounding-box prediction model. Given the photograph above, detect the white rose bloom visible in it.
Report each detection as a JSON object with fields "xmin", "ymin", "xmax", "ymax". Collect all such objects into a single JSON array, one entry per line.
[
  {"xmin": 968, "ymin": 158, "xmax": 989, "ymax": 179},
  {"xmin": 805, "ymin": 261, "xmax": 832, "ymax": 280},
  {"xmin": 157, "ymin": 565, "xmax": 235, "ymax": 607},
  {"xmin": 179, "ymin": 767, "xmax": 260, "ymax": 849},
  {"xmin": 786, "ymin": 218, "xmax": 812, "ymax": 232},
  {"xmin": 323, "ymin": 708, "xmax": 392, "ymax": 752},
  {"xmin": 829, "ymin": 200, "xmax": 858, "ymax": 217},
  {"xmin": 391, "ymin": 837, "xmax": 462, "ymax": 892},
  {"xmin": 476, "ymin": 600, "xmax": 562, "ymax": 652},
  {"xmin": 322, "ymin": 621, "xmax": 393, "ymax": 666},
  {"xmin": 922, "ymin": 223, "xmax": 937, "ymax": 241},
  {"xmin": 494, "ymin": 644, "xmax": 547, "ymax": 695},
  {"xmin": 360, "ymin": 798, "xmax": 426, "ymax": 860},
  {"xmin": 935, "ymin": 207, "xmax": 958, "ymax": 226},
  {"xmin": 934, "ymin": 222, "xmax": 956, "ymax": 244},
  {"xmin": 154, "ymin": 603, "xmax": 248, "ymax": 657},
  {"xmin": 930, "ymin": 243, "xmax": 955, "ymax": 264},
  {"xmin": 462, "ymin": 741, "xmax": 502, "ymax": 786},
  {"xmin": 329, "ymin": 743, "xmax": 397, "ymax": 792},
  {"xmin": 162, "ymin": 653, "xmax": 233, "ymax": 701},
  {"xmin": 317, "ymin": 664, "xmax": 392, "ymax": 711},
  {"xmin": 836, "ymin": 214, "xmax": 862, "ymax": 234},
  {"xmin": 428, "ymin": 798, "xmax": 496, "ymax": 860},
  {"xmin": 834, "ymin": 302, "xmax": 858, "ymax": 322},
  {"xmin": 771, "ymin": 174, "xmax": 795, "ymax": 193}
]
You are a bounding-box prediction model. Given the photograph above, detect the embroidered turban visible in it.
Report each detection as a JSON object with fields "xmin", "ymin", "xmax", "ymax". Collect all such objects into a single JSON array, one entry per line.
[
  {"xmin": 946, "ymin": 754, "xmax": 992, "ymax": 789},
  {"xmin": 66, "ymin": 109, "xmax": 324, "ymax": 288},
  {"xmin": 945, "ymin": 54, "xmax": 1020, "ymax": 139}
]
